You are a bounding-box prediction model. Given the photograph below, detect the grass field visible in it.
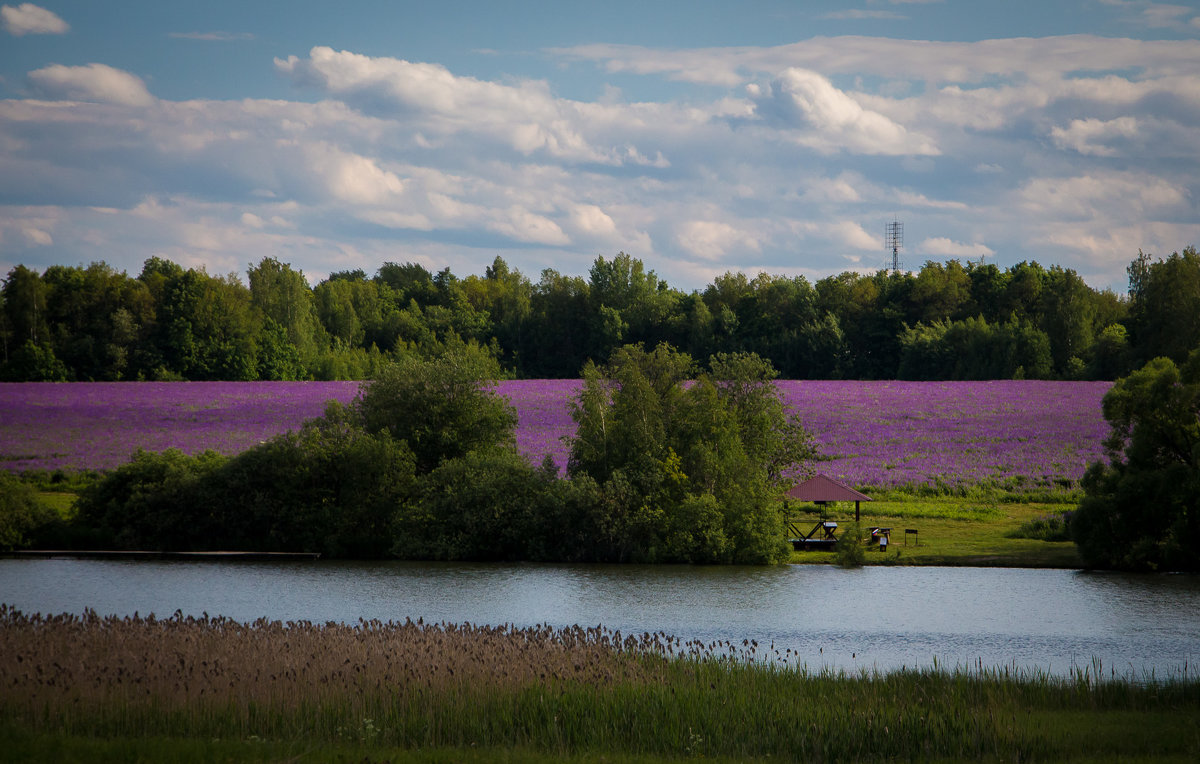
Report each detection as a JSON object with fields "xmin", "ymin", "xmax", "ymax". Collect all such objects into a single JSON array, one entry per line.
[
  {"xmin": 2, "ymin": 607, "xmax": 1197, "ymax": 763},
  {"xmin": 787, "ymin": 498, "xmax": 1082, "ymax": 568},
  {"xmin": 28, "ymin": 488, "xmax": 1082, "ymax": 567}
]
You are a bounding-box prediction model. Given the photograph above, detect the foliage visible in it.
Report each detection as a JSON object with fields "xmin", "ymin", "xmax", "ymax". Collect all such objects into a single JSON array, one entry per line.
[
  {"xmin": 1072, "ymin": 349, "xmax": 1200, "ymax": 570},
  {"xmin": 74, "ymin": 448, "xmax": 228, "ymax": 550},
  {"xmin": 834, "ymin": 522, "xmax": 866, "ymax": 567},
  {"xmin": 1127, "ymin": 246, "xmax": 1200, "ymax": 367},
  {"xmin": 355, "ymin": 342, "xmax": 516, "ymax": 473},
  {"xmin": 0, "ymin": 249, "xmax": 1173, "ymax": 382},
  {"xmin": 0, "ymin": 473, "xmax": 58, "ymax": 550},
  {"xmin": 1007, "ymin": 511, "xmax": 1072, "ymax": 542},
  {"xmin": 568, "ymin": 344, "xmax": 814, "ymax": 563},
  {"xmin": 207, "ymin": 404, "xmax": 416, "ymax": 556},
  {"xmin": 0, "ymin": 340, "xmax": 68, "ymax": 381},
  {"xmin": 392, "ymin": 446, "xmax": 555, "ymax": 561}
]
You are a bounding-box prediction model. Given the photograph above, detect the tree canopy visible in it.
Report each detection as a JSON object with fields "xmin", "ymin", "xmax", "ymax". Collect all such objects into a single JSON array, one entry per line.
[
  {"xmin": 7, "ymin": 248, "xmax": 1190, "ymax": 382},
  {"xmin": 1072, "ymin": 349, "xmax": 1200, "ymax": 571}
]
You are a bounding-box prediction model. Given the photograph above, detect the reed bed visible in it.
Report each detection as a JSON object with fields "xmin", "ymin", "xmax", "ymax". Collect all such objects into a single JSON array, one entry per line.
[{"xmin": 3, "ymin": 604, "xmax": 1199, "ymax": 762}]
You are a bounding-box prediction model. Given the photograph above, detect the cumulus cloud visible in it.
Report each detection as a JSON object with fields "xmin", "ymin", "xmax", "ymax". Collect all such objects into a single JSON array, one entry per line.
[
  {"xmin": 487, "ymin": 207, "xmax": 569, "ymax": 246},
  {"xmin": 1018, "ymin": 173, "xmax": 1189, "ymax": 220},
  {"xmin": 1051, "ymin": 117, "xmax": 1140, "ymax": 156},
  {"xmin": 676, "ymin": 220, "xmax": 761, "ymax": 259},
  {"xmin": 276, "ymin": 47, "xmax": 629, "ymax": 165},
  {"xmin": 1, "ymin": 3, "xmax": 67, "ymax": 36},
  {"xmin": 827, "ymin": 220, "xmax": 879, "ymax": 250},
  {"xmin": 751, "ymin": 68, "xmax": 939, "ymax": 155},
  {"xmin": 27, "ymin": 63, "xmax": 155, "ymax": 106},
  {"xmin": 4, "ymin": 32, "xmax": 1199, "ymax": 292},
  {"xmin": 569, "ymin": 204, "xmax": 619, "ymax": 238},
  {"xmin": 552, "ymin": 35, "xmax": 1200, "ymax": 89},
  {"xmin": 919, "ymin": 237, "xmax": 995, "ymax": 257},
  {"xmin": 300, "ymin": 143, "xmax": 404, "ymax": 205}
]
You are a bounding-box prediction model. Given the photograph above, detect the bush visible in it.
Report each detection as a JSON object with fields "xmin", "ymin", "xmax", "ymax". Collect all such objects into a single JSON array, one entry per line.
[
  {"xmin": 835, "ymin": 522, "xmax": 866, "ymax": 568},
  {"xmin": 394, "ymin": 446, "xmax": 551, "ymax": 561},
  {"xmin": 74, "ymin": 449, "xmax": 227, "ymax": 550},
  {"xmin": 1008, "ymin": 512, "xmax": 1072, "ymax": 542},
  {"xmin": 0, "ymin": 473, "xmax": 59, "ymax": 550}
]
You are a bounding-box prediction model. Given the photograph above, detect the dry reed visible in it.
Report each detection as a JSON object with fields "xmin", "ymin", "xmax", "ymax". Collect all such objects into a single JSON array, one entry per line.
[
  {"xmin": 3, "ymin": 604, "xmax": 1198, "ymax": 761},
  {"xmin": 0, "ymin": 605, "xmax": 681, "ymax": 714}
]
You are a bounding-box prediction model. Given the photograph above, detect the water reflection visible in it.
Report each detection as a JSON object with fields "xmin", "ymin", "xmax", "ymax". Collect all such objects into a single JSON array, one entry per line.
[{"xmin": 2, "ymin": 559, "xmax": 1197, "ymax": 678}]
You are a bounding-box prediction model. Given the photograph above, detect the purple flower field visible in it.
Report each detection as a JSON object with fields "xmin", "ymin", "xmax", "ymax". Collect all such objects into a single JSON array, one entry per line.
[{"xmin": 0, "ymin": 379, "xmax": 1110, "ymax": 491}]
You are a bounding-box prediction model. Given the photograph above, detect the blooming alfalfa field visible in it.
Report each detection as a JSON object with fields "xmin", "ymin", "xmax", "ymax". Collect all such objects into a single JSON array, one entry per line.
[{"xmin": 0, "ymin": 380, "xmax": 1110, "ymax": 492}]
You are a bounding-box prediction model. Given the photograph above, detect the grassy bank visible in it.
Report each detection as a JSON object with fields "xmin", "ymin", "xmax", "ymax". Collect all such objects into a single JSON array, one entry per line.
[
  {"xmin": 2, "ymin": 606, "xmax": 1198, "ymax": 763},
  {"xmin": 788, "ymin": 497, "xmax": 1082, "ymax": 567},
  {"xmin": 10, "ymin": 481, "xmax": 1086, "ymax": 568}
]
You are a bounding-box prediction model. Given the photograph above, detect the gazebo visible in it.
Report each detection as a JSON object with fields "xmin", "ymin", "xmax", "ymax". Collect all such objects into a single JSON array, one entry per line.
[{"xmin": 785, "ymin": 474, "xmax": 873, "ymax": 523}]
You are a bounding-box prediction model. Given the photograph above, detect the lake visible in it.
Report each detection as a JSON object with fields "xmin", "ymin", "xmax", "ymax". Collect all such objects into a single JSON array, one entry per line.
[{"xmin": 3, "ymin": 559, "xmax": 1198, "ymax": 680}]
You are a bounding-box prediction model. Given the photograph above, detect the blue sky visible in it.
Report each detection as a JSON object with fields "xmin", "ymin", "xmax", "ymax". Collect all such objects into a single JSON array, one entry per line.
[{"xmin": 2, "ymin": 1, "xmax": 1198, "ymax": 292}]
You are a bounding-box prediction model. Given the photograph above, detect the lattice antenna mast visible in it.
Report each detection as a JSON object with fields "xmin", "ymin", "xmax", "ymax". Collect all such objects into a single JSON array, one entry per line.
[{"xmin": 885, "ymin": 219, "xmax": 904, "ymax": 274}]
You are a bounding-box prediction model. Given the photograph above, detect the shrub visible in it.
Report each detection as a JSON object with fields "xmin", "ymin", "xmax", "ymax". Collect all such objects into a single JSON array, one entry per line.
[{"xmin": 0, "ymin": 473, "xmax": 58, "ymax": 550}]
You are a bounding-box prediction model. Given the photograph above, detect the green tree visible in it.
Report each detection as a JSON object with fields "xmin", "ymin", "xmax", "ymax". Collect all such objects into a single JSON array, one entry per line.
[
  {"xmin": 355, "ymin": 344, "xmax": 516, "ymax": 473},
  {"xmin": 1, "ymin": 340, "xmax": 69, "ymax": 381},
  {"xmin": 248, "ymin": 256, "xmax": 323, "ymax": 369},
  {"xmin": 0, "ymin": 473, "xmax": 58, "ymax": 551},
  {"xmin": 569, "ymin": 344, "xmax": 814, "ymax": 563},
  {"xmin": 1, "ymin": 265, "xmax": 49, "ymax": 351},
  {"xmin": 1072, "ymin": 350, "xmax": 1200, "ymax": 571},
  {"xmin": 393, "ymin": 447, "xmax": 550, "ymax": 561},
  {"xmin": 1040, "ymin": 265, "xmax": 1098, "ymax": 377},
  {"xmin": 1126, "ymin": 247, "xmax": 1200, "ymax": 366}
]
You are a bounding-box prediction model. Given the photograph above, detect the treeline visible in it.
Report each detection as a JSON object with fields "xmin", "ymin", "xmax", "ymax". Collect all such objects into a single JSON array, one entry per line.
[
  {"xmin": 19, "ymin": 345, "xmax": 814, "ymax": 563},
  {"xmin": 2, "ymin": 248, "xmax": 1198, "ymax": 382}
]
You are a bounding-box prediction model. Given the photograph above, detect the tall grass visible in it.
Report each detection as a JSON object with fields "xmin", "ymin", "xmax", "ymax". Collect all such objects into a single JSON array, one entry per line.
[{"xmin": 2, "ymin": 605, "xmax": 1197, "ymax": 762}]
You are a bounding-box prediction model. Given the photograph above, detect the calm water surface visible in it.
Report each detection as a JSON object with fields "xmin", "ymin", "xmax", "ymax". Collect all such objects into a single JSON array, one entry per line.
[{"xmin": 3, "ymin": 560, "xmax": 1198, "ymax": 679}]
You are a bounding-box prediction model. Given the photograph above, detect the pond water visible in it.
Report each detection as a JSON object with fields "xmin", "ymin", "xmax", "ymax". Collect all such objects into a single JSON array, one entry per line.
[{"xmin": 3, "ymin": 559, "xmax": 1198, "ymax": 680}]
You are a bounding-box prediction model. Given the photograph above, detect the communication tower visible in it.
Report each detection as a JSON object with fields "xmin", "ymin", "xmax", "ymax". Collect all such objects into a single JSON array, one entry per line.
[{"xmin": 884, "ymin": 219, "xmax": 904, "ymax": 274}]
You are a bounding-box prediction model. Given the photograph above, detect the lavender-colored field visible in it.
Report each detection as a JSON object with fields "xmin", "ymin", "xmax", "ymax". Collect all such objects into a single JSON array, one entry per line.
[{"xmin": 0, "ymin": 379, "xmax": 1110, "ymax": 490}]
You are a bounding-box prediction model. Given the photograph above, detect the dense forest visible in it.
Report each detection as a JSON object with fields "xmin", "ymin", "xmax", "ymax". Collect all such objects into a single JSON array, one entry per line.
[{"xmin": 2, "ymin": 247, "xmax": 1197, "ymax": 382}]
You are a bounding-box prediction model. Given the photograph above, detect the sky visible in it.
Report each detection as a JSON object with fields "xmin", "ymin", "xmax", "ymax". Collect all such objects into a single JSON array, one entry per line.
[{"xmin": 1, "ymin": 1, "xmax": 1198, "ymax": 293}]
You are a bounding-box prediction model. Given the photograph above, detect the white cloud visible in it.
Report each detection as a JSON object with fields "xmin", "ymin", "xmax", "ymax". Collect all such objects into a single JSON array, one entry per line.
[
  {"xmin": 357, "ymin": 209, "xmax": 434, "ymax": 230},
  {"xmin": 569, "ymin": 204, "xmax": 619, "ymax": 238},
  {"xmin": 1, "ymin": 3, "xmax": 67, "ymax": 36},
  {"xmin": 676, "ymin": 220, "xmax": 761, "ymax": 259},
  {"xmin": 27, "ymin": 63, "xmax": 154, "ymax": 106},
  {"xmin": 552, "ymin": 35, "xmax": 1200, "ymax": 88},
  {"xmin": 1018, "ymin": 173, "xmax": 1189, "ymax": 220},
  {"xmin": 828, "ymin": 220, "xmax": 879, "ymax": 250},
  {"xmin": 1050, "ymin": 117, "xmax": 1140, "ymax": 157},
  {"xmin": 276, "ymin": 47, "xmax": 627, "ymax": 165},
  {"xmin": 752, "ymin": 68, "xmax": 939, "ymax": 155},
  {"xmin": 300, "ymin": 143, "xmax": 404, "ymax": 205},
  {"xmin": 4, "ymin": 34, "xmax": 1199, "ymax": 293},
  {"xmin": 487, "ymin": 207, "xmax": 570, "ymax": 246},
  {"xmin": 919, "ymin": 237, "xmax": 995, "ymax": 257},
  {"xmin": 801, "ymin": 173, "xmax": 864, "ymax": 203}
]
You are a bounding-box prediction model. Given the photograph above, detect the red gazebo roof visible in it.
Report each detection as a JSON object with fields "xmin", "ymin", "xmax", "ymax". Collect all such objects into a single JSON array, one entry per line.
[{"xmin": 785, "ymin": 474, "xmax": 872, "ymax": 503}]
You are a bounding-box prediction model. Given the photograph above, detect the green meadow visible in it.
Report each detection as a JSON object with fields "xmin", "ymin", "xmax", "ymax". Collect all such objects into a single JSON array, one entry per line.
[{"xmin": 787, "ymin": 497, "xmax": 1082, "ymax": 568}]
